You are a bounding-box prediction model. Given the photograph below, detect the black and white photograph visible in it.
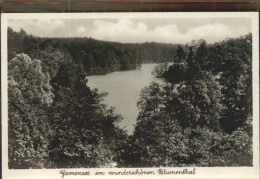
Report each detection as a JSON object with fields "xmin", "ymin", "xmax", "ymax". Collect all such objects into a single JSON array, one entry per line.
[{"xmin": 1, "ymin": 12, "xmax": 259, "ymax": 178}]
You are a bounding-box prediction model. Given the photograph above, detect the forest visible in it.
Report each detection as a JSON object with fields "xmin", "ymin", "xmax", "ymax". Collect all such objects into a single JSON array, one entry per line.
[
  {"xmin": 8, "ymin": 27, "xmax": 252, "ymax": 168},
  {"xmin": 8, "ymin": 28, "xmax": 177, "ymax": 74}
]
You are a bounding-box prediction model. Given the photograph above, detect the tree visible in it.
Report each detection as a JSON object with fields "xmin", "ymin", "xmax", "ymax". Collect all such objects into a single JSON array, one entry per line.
[
  {"xmin": 164, "ymin": 64, "xmax": 186, "ymax": 83},
  {"xmin": 151, "ymin": 62, "xmax": 169, "ymax": 78},
  {"xmin": 186, "ymin": 46, "xmax": 203, "ymax": 80},
  {"xmin": 32, "ymin": 47, "xmax": 70, "ymax": 79},
  {"xmin": 219, "ymin": 34, "xmax": 252, "ymax": 133},
  {"xmin": 8, "ymin": 53, "xmax": 54, "ymax": 168},
  {"xmin": 131, "ymin": 39, "xmax": 224, "ymax": 166},
  {"xmin": 131, "ymin": 75, "xmax": 223, "ymax": 167},
  {"xmin": 132, "ymin": 82, "xmax": 166, "ymax": 167},
  {"xmin": 208, "ymin": 119, "xmax": 253, "ymax": 166},
  {"xmin": 175, "ymin": 72, "xmax": 222, "ymax": 131},
  {"xmin": 48, "ymin": 59, "xmax": 127, "ymax": 168},
  {"xmin": 195, "ymin": 40, "xmax": 208, "ymax": 70},
  {"xmin": 175, "ymin": 45, "xmax": 185, "ymax": 64}
]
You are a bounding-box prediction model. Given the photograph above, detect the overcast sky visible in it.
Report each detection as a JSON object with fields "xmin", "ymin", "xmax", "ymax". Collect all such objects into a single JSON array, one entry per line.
[{"xmin": 8, "ymin": 18, "xmax": 251, "ymax": 44}]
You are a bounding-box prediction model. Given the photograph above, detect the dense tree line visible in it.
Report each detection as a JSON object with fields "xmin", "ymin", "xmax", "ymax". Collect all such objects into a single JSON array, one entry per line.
[
  {"xmin": 129, "ymin": 34, "xmax": 252, "ymax": 167},
  {"xmin": 8, "ymin": 28, "xmax": 178, "ymax": 74},
  {"xmin": 8, "ymin": 27, "xmax": 252, "ymax": 168},
  {"xmin": 8, "ymin": 29, "xmax": 129, "ymax": 168}
]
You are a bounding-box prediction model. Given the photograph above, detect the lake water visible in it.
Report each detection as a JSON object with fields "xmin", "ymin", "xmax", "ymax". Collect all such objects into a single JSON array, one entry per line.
[{"xmin": 86, "ymin": 63, "xmax": 163, "ymax": 134}]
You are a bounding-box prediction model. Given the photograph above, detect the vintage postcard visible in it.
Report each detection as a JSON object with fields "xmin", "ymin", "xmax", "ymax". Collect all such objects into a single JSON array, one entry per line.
[{"xmin": 1, "ymin": 12, "xmax": 259, "ymax": 178}]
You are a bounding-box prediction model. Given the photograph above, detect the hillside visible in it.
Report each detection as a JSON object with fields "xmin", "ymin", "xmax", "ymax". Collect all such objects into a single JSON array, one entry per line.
[{"xmin": 8, "ymin": 28, "xmax": 179, "ymax": 74}]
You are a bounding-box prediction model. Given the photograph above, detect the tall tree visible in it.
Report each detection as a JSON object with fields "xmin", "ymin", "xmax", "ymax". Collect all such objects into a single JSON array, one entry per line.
[
  {"xmin": 48, "ymin": 59, "xmax": 127, "ymax": 168},
  {"xmin": 175, "ymin": 45, "xmax": 185, "ymax": 64},
  {"xmin": 195, "ymin": 40, "xmax": 208, "ymax": 70},
  {"xmin": 8, "ymin": 53, "xmax": 54, "ymax": 168},
  {"xmin": 219, "ymin": 34, "xmax": 252, "ymax": 133}
]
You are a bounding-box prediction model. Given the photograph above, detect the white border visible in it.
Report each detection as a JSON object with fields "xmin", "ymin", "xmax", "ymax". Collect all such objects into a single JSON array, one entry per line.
[{"xmin": 1, "ymin": 12, "xmax": 259, "ymax": 179}]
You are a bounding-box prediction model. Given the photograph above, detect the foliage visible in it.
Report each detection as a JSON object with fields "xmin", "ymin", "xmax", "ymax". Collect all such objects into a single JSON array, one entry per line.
[
  {"xmin": 8, "ymin": 52, "xmax": 128, "ymax": 168},
  {"xmin": 175, "ymin": 45, "xmax": 186, "ymax": 64},
  {"xmin": 151, "ymin": 62, "xmax": 169, "ymax": 78},
  {"xmin": 131, "ymin": 72, "xmax": 223, "ymax": 167},
  {"xmin": 209, "ymin": 118, "xmax": 253, "ymax": 166},
  {"xmin": 218, "ymin": 34, "xmax": 252, "ymax": 133},
  {"xmin": 8, "ymin": 28, "xmax": 179, "ymax": 74},
  {"xmin": 7, "ymin": 27, "xmax": 253, "ymax": 168},
  {"xmin": 48, "ymin": 61, "xmax": 126, "ymax": 168},
  {"xmin": 131, "ymin": 34, "xmax": 252, "ymax": 167},
  {"xmin": 8, "ymin": 54, "xmax": 54, "ymax": 168}
]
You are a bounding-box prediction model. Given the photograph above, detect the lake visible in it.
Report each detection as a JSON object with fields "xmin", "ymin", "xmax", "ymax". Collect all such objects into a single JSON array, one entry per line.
[{"xmin": 86, "ymin": 63, "xmax": 164, "ymax": 134}]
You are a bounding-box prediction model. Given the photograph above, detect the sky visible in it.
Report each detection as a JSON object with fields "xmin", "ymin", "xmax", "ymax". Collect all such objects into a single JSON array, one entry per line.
[{"xmin": 8, "ymin": 18, "xmax": 251, "ymax": 44}]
